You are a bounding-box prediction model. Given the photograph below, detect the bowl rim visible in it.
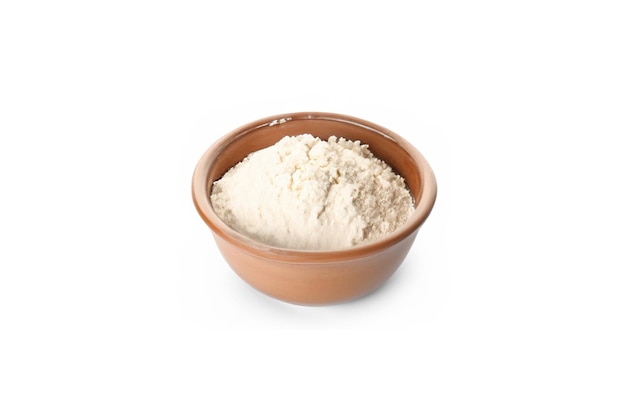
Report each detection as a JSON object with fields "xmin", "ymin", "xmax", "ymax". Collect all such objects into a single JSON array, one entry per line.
[{"xmin": 192, "ymin": 111, "xmax": 437, "ymax": 262}]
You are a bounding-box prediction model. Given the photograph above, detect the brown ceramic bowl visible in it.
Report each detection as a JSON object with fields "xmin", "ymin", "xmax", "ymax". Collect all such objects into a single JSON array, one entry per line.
[{"xmin": 192, "ymin": 112, "xmax": 437, "ymax": 305}]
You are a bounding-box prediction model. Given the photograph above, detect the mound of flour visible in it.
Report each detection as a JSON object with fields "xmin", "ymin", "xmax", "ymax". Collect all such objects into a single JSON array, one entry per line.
[{"xmin": 210, "ymin": 134, "xmax": 414, "ymax": 250}]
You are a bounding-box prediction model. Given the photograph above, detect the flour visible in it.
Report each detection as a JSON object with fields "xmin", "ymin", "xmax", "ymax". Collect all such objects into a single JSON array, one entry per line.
[{"xmin": 210, "ymin": 134, "xmax": 414, "ymax": 250}]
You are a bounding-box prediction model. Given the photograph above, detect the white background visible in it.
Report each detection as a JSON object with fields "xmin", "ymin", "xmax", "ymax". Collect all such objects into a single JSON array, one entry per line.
[{"xmin": 1, "ymin": 1, "xmax": 625, "ymax": 416}]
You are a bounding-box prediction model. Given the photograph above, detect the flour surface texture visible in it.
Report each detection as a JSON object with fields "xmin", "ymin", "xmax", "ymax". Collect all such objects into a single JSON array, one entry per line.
[{"xmin": 210, "ymin": 134, "xmax": 414, "ymax": 250}]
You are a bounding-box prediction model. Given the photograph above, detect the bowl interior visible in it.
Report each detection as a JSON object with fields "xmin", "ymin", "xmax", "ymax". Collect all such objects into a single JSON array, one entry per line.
[{"xmin": 193, "ymin": 112, "xmax": 436, "ymax": 260}]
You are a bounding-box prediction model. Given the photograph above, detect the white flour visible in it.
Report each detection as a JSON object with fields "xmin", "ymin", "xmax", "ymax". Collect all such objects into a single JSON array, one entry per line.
[{"xmin": 210, "ymin": 134, "xmax": 414, "ymax": 250}]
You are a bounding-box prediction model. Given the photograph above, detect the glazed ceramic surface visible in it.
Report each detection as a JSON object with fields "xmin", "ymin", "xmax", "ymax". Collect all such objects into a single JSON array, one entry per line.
[{"xmin": 192, "ymin": 112, "xmax": 437, "ymax": 305}]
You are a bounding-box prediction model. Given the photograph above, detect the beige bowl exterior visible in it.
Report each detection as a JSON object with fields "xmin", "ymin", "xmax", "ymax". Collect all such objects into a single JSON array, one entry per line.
[{"xmin": 192, "ymin": 112, "xmax": 437, "ymax": 305}]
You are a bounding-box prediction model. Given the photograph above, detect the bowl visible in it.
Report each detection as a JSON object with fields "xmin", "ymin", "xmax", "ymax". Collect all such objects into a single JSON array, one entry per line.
[{"xmin": 192, "ymin": 112, "xmax": 437, "ymax": 305}]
